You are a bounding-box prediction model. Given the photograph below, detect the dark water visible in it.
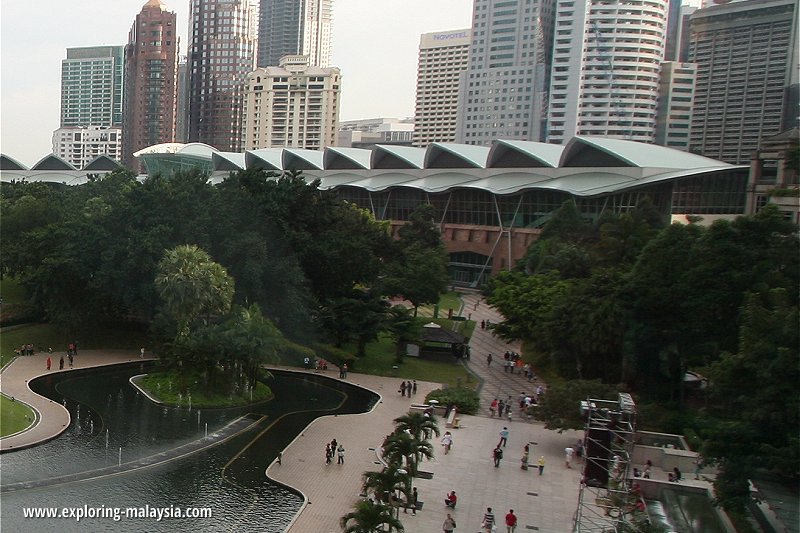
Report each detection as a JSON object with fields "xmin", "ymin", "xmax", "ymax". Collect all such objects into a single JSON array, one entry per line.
[
  {"xmin": 1, "ymin": 363, "xmax": 378, "ymax": 532},
  {"xmin": 646, "ymin": 486, "xmax": 728, "ymax": 533}
]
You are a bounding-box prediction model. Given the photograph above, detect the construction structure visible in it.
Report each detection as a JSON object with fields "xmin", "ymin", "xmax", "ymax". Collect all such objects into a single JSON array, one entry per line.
[{"xmin": 573, "ymin": 393, "xmax": 638, "ymax": 532}]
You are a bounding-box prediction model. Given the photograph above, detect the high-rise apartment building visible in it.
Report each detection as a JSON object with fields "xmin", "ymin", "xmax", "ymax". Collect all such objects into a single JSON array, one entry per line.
[
  {"xmin": 455, "ymin": 0, "xmax": 554, "ymax": 145},
  {"xmin": 187, "ymin": 0, "xmax": 258, "ymax": 152},
  {"xmin": 60, "ymin": 46, "xmax": 125, "ymax": 128},
  {"xmin": 413, "ymin": 29, "xmax": 470, "ymax": 147},
  {"xmin": 654, "ymin": 62, "xmax": 696, "ymax": 150},
  {"xmin": 175, "ymin": 56, "xmax": 189, "ymax": 142},
  {"xmin": 122, "ymin": 0, "xmax": 179, "ymax": 169},
  {"xmin": 243, "ymin": 55, "xmax": 340, "ymax": 150},
  {"xmin": 52, "ymin": 126, "xmax": 123, "ymax": 169},
  {"xmin": 546, "ymin": 0, "xmax": 669, "ymax": 144},
  {"xmin": 257, "ymin": 0, "xmax": 332, "ymax": 68},
  {"xmin": 688, "ymin": 0, "xmax": 799, "ymax": 164}
]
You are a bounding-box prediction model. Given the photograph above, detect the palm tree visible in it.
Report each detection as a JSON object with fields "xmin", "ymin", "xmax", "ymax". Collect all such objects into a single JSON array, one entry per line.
[
  {"xmin": 382, "ymin": 432, "xmax": 434, "ymax": 478},
  {"xmin": 340, "ymin": 499, "xmax": 404, "ymax": 533},
  {"xmin": 393, "ymin": 412, "xmax": 440, "ymax": 441},
  {"xmin": 362, "ymin": 466, "xmax": 411, "ymax": 505}
]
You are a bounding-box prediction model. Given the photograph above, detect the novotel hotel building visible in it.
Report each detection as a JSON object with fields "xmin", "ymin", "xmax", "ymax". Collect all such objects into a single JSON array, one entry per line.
[{"xmin": 413, "ymin": 29, "xmax": 471, "ymax": 147}]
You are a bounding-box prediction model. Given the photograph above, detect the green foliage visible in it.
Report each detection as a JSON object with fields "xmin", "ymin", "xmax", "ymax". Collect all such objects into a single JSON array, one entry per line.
[
  {"xmin": 382, "ymin": 431, "xmax": 434, "ymax": 477},
  {"xmin": 424, "ymin": 387, "xmax": 480, "ymax": 415},
  {"xmin": 137, "ymin": 371, "xmax": 273, "ymax": 408},
  {"xmin": 393, "ymin": 412, "xmax": 441, "ymax": 441},
  {"xmin": 532, "ymin": 380, "xmax": 619, "ymax": 432},
  {"xmin": 155, "ymin": 244, "xmax": 235, "ymax": 338},
  {"xmin": 703, "ymin": 289, "xmax": 799, "ymax": 511},
  {"xmin": 340, "ymin": 499, "xmax": 405, "ymax": 533},
  {"xmin": 384, "ymin": 204, "xmax": 450, "ymax": 314}
]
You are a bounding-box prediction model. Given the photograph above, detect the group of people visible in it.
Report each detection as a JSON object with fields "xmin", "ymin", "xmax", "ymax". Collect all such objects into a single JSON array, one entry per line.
[
  {"xmin": 324, "ymin": 438, "xmax": 344, "ymax": 465},
  {"xmin": 15, "ymin": 343, "xmax": 36, "ymax": 356},
  {"xmin": 398, "ymin": 380, "xmax": 417, "ymax": 397},
  {"xmin": 45, "ymin": 351, "xmax": 74, "ymax": 371}
]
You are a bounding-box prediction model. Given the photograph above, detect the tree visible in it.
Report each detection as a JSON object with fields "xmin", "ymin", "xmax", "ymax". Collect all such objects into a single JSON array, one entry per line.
[
  {"xmin": 384, "ymin": 204, "xmax": 449, "ymax": 316},
  {"xmin": 384, "ymin": 305, "xmax": 421, "ymax": 362},
  {"xmin": 362, "ymin": 465, "xmax": 412, "ymax": 505},
  {"xmin": 382, "ymin": 432, "xmax": 434, "ymax": 478},
  {"xmin": 317, "ymin": 289, "xmax": 388, "ymax": 356},
  {"xmin": 393, "ymin": 412, "xmax": 440, "ymax": 442},
  {"xmin": 340, "ymin": 499, "xmax": 404, "ymax": 533},
  {"xmin": 533, "ymin": 380, "xmax": 619, "ymax": 432},
  {"xmin": 703, "ymin": 289, "xmax": 799, "ymax": 512},
  {"xmin": 154, "ymin": 244, "xmax": 234, "ymax": 338}
]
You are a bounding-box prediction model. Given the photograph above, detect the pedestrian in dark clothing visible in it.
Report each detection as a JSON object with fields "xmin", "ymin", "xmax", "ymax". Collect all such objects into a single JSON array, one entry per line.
[
  {"xmin": 46, "ymin": 357, "xmax": 51, "ymax": 371},
  {"xmin": 68, "ymin": 353, "xmax": 74, "ymax": 368},
  {"xmin": 59, "ymin": 356, "xmax": 64, "ymax": 370},
  {"xmin": 412, "ymin": 380, "xmax": 417, "ymax": 395},
  {"xmin": 493, "ymin": 446, "xmax": 503, "ymax": 467},
  {"xmin": 400, "ymin": 381, "xmax": 407, "ymax": 397}
]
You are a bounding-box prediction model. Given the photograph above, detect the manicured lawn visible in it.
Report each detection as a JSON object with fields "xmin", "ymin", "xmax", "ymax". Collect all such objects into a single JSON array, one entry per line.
[
  {"xmin": 1, "ymin": 323, "xmax": 150, "ymax": 369},
  {"xmin": 0, "ymin": 394, "xmax": 36, "ymax": 437},
  {"xmin": 418, "ymin": 291, "xmax": 465, "ymax": 318},
  {"xmin": 350, "ymin": 333, "xmax": 475, "ymax": 389},
  {"xmin": 136, "ymin": 371, "xmax": 273, "ymax": 408}
]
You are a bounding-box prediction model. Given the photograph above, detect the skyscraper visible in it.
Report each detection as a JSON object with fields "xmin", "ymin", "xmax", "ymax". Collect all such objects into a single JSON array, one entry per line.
[
  {"xmin": 456, "ymin": 0, "xmax": 554, "ymax": 145},
  {"xmin": 187, "ymin": 0, "xmax": 258, "ymax": 152},
  {"xmin": 545, "ymin": 0, "xmax": 669, "ymax": 144},
  {"xmin": 57, "ymin": 46, "xmax": 125, "ymax": 167},
  {"xmin": 257, "ymin": 0, "xmax": 332, "ymax": 68},
  {"xmin": 60, "ymin": 46, "xmax": 125, "ymax": 129},
  {"xmin": 688, "ymin": 0, "xmax": 799, "ymax": 164},
  {"xmin": 413, "ymin": 29, "xmax": 470, "ymax": 147},
  {"xmin": 122, "ymin": 0, "xmax": 179, "ymax": 169},
  {"xmin": 243, "ymin": 55, "xmax": 340, "ymax": 150}
]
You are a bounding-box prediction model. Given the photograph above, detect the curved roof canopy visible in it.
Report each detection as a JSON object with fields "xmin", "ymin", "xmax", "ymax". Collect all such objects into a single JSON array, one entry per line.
[
  {"xmin": 32, "ymin": 154, "xmax": 76, "ymax": 171},
  {"xmin": 0, "ymin": 154, "xmax": 28, "ymax": 171},
  {"xmin": 282, "ymin": 148, "xmax": 323, "ymax": 170},
  {"xmin": 425, "ymin": 143, "xmax": 491, "ymax": 168},
  {"xmin": 487, "ymin": 140, "xmax": 564, "ymax": 168},
  {"xmin": 84, "ymin": 155, "xmax": 122, "ymax": 171},
  {"xmin": 324, "ymin": 147, "xmax": 372, "ymax": 170},
  {"xmin": 561, "ymin": 136, "xmax": 725, "ymax": 168},
  {"xmin": 371, "ymin": 145, "xmax": 426, "ymax": 169},
  {"xmin": 212, "ymin": 152, "xmax": 246, "ymax": 171}
]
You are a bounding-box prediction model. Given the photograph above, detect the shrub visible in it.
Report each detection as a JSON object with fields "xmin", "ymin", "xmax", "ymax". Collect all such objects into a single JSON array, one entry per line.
[
  {"xmin": 425, "ymin": 387, "xmax": 480, "ymax": 415},
  {"xmin": 312, "ymin": 342, "xmax": 357, "ymax": 368}
]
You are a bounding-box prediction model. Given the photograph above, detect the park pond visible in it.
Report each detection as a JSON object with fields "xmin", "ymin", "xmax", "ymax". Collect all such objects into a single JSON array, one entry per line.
[{"xmin": 0, "ymin": 362, "xmax": 379, "ymax": 532}]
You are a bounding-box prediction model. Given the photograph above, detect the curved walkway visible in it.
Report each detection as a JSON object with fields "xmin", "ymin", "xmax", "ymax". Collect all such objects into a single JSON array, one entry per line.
[{"xmin": 0, "ymin": 350, "xmax": 154, "ymax": 452}]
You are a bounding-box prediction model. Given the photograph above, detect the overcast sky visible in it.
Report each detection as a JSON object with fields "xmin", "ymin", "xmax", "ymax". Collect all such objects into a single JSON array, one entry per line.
[{"xmin": 0, "ymin": 0, "xmax": 473, "ymax": 166}]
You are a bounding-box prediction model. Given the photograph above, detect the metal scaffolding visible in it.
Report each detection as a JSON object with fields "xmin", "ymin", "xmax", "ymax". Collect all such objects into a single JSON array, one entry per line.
[{"xmin": 573, "ymin": 393, "xmax": 637, "ymax": 533}]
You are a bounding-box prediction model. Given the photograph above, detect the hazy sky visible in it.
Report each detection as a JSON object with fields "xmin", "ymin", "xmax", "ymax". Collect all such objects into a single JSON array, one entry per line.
[{"xmin": 0, "ymin": 0, "xmax": 473, "ymax": 166}]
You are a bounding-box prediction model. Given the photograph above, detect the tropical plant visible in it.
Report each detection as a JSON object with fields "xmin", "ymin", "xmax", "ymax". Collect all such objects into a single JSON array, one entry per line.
[
  {"xmin": 340, "ymin": 499, "xmax": 404, "ymax": 533},
  {"xmin": 382, "ymin": 432, "xmax": 434, "ymax": 477},
  {"xmin": 393, "ymin": 412, "xmax": 441, "ymax": 441},
  {"xmin": 362, "ymin": 465, "xmax": 411, "ymax": 505}
]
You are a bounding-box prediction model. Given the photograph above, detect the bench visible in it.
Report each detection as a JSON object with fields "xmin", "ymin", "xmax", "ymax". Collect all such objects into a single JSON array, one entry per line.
[{"xmin": 445, "ymin": 407, "xmax": 458, "ymax": 428}]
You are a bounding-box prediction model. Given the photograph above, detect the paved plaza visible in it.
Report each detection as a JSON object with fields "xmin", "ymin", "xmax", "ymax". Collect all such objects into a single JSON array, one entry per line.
[{"xmin": 1, "ymin": 295, "xmax": 586, "ymax": 532}]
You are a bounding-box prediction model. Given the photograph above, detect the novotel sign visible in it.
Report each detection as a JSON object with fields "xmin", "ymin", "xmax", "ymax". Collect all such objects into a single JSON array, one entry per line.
[{"xmin": 432, "ymin": 31, "xmax": 469, "ymax": 41}]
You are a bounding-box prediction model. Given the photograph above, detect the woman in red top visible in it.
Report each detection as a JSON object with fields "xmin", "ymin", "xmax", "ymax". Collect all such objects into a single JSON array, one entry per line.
[{"xmin": 505, "ymin": 509, "xmax": 518, "ymax": 532}]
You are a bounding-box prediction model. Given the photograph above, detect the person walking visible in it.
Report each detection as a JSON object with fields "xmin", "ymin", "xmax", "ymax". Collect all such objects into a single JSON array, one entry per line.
[
  {"xmin": 325, "ymin": 443, "xmax": 333, "ymax": 465},
  {"xmin": 538, "ymin": 456, "xmax": 546, "ymax": 475},
  {"xmin": 140, "ymin": 347, "xmax": 145, "ymax": 359},
  {"xmin": 400, "ymin": 381, "xmax": 407, "ymax": 397},
  {"xmin": 490, "ymin": 398, "xmax": 498, "ymax": 417},
  {"xmin": 505, "ymin": 509, "xmax": 518, "ymax": 532},
  {"xmin": 59, "ymin": 355, "xmax": 64, "ymax": 370},
  {"xmin": 493, "ymin": 445, "xmax": 504, "ymax": 467},
  {"xmin": 565, "ymin": 446, "xmax": 575, "ymax": 468},
  {"xmin": 408, "ymin": 487, "xmax": 418, "ymax": 515},
  {"xmin": 482, "ymin": 507, "xmax": 496, "ymax": 533},
  {"xmin": 441, "ymin": 431, "xmax": 453, "ymax": 454},
  {"xmin": 521, "ymin": 444, "xmax": 530, "ymax": 470},
  {"xmin": 412, "ymin": 380, "xmax": 417, "ymax": 395},
  {"xmin": 499, "ymin": 427, "xmax": 509, "ymax": 447},
  {"xmin": 46, "ymin": 357, "xmax": 51, "ymax": 371},
  {"xmin": 337, "ymin": 444, "xmax": 345, "ymax": 464},
  {"xmin": 68, "ymin": 353, "xmax": 74, "ymax": 368},
  {"xmin": 486, "ymin": 352, "xmax": 492, "ymax": 367},
  {"xmin": 442, "ymin": 513, "xmax": 457, "ymax": 533}
]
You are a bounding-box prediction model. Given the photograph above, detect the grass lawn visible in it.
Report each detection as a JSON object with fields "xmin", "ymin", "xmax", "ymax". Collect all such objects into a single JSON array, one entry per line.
[
  {"xmin": 0, "ymin": 394, "xmax": 36, "ymax": 437},
  {"xmin": 350, "ymin": 333, "xmax": 475, "ymax": 389},
  {"xmin": 418, "ymin": 291, "xmax": 465, "ymax": 318},
  {"xmin": 1, "ymin": 323, "xmax": 150, "ymax": 369},
  {"xmin": 136, "ymin": 371, "xmax": 273, "ymax": 408}
]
